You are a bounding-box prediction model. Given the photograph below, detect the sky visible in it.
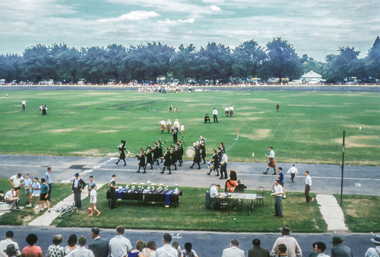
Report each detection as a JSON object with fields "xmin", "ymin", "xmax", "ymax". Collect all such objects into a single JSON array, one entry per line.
[{"xmin": 0, "ymin": 0, "xmax": 379, "ymax": 62}]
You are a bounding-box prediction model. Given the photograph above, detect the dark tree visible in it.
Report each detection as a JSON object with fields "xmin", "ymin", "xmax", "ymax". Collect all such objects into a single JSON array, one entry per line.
[{"xmin": 232, "ymin": 40, "xmax": 266, "ymax": 79}]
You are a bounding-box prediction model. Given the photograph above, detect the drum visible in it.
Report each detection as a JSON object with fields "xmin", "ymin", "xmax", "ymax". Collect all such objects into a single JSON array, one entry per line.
[{"xmin": 185, "ymin": 147, "xmax": 195, "ymax": 158}]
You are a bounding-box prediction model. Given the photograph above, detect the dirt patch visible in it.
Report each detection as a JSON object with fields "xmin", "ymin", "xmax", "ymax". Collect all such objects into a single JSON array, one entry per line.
[
  {"xmin": 345, "ymin": 199, "xmax": 372, "ymax": 218},
  {"xmin": 333, "ymin": 135, "xmax": 380, "ymax": 148},
  {"xmin": 49, "ymin": 128, "xmax": 76, "ymax": 133},
  {"xmin": 22, "ymin": 215, "xmax": 34, "ymax": 223},
  {"xmin": 242, "ymin": 129, "xmax": 271, "ymax": 140}
]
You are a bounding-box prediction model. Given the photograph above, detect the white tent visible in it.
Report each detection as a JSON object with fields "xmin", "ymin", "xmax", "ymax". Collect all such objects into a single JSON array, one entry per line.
[{"xmin": 302, "ymin": 71, "xmax": 323, "ymax": 81}]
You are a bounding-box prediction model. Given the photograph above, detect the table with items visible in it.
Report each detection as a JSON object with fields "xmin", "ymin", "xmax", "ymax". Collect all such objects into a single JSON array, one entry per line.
[{"xmin": 218, "ymin": 192, "xmax": 257, "ymax": 213}]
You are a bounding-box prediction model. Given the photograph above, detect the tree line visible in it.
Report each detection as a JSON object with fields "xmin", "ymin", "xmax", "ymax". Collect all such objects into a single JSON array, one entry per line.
[{"xmin": 0, "ymin": 37, "xmax": 379, "ymax": 84}]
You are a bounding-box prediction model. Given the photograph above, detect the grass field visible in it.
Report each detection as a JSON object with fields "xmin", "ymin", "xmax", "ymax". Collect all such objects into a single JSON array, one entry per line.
[
  {"xmin": 334, "ymin": 194, "xmax": 380, "ymax": 232},
  {"xmin": 53, "ymin": 186, "xmax": 326, "ymax": 232},
  {"xmin": 0, "ymin": 179, "xmax": 73, "ymax": 225},
  {"xmin": 1, "ymin": 90, "xmax": 379, "ymax": 165}
]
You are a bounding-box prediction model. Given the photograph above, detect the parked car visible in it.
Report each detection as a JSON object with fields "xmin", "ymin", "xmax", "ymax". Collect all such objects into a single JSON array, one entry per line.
[{"xmin": 360, "ymin": 77, "xmax": 377, "ymax": 83}]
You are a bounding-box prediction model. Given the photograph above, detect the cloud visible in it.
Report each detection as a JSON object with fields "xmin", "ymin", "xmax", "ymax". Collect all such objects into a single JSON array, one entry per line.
[
  {"xmin": 209, "ymin": 5, "xmax": 222, "ymax": 11},
  {"xmin": 98, "ymin": 11, "xmax": 160, "ymax": 23},
  {"xmin": 203, "ymin": 0, "xmax": 224, "ymax": 3},
  {"xmin": 158, "ymin": 18, "xmax": 195, "ymax": 25}
]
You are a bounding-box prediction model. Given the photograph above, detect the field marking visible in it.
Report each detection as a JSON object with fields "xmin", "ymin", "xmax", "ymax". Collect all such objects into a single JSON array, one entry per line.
[
  {"xmin": 329, "ymin": 126, "xmax": 333, "ymax": 143},
  {"xmin": 284, "ymin": 126, "xmax": 292, "ymax": 141},
  {"xmin": 238, "ymin": 173, "xmax": 380, "ymax": 182},
  {"xmin": 251, "ymin": 120, "xmax": 270, "ymax": 140},
  {"xmin": 269, "ymin": 121, "xmax": 282, "ymax": 140},
  {"xmin": 226, "ymin": 126, "xmax": 251, "ymax": 151}
]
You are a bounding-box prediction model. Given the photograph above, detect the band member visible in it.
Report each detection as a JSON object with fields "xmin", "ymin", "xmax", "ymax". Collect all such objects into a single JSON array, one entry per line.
[
  {"xmin": 189, "ymin": 143, "xmax": 201, "ymax": 169},
  {"xmin": 212, "ymin": 108, "xmax": 218, "ymax": 123},
  {"xmin": 172, "ymin": 125, "xmax": 179, "ymax": 143},
  {"xmin": 136, "ymin": 149, "xmax": 146, "ymax": 173},
  {"xmin": 153, "ymin": 141, "xmax": 160, "ymax": 165},
  {"xmin": 161, "ymin": 146, "xmax": 172, "ymax": 174},
  {"xmin": 220, "ymin": 141, "xmax": 225, "ymax": 152},
  {"xmin": 199, "ymin": 135, "xmax": 206, "ymax": 164},
  {"xmin": 263, "ymin": 146, "xmax": 276, "ymax": 175},
  {"xmin": 204, "ymin": 113, "xmax": 210, "ymax": 123},
  {"xmin": 170, "ymin": 145, "xmax": 178, "ymax": 170},
  {"xmin": 177, "ymin": 141, "xmax": 183, "ymax": 166},
  {"xmin": 158, "ymin": 140, "xmax": 164, "ymax": 162},
  {"xmin": 166, "ymin": 119, "xmax": 171, "ymax": 134},
  {"xmin": 219, "ymin": 151, "xmax": 228, "ymax": 179},
  {"xmin": 159, "ymin": 120, "xmax": 166, "ymax": 134},
  {"xmin": 207, "ymin": 149, "xmax": 219, "ymax": 176},
  {"xmin": 146, "ymin": 145, "xmax": 154, "ymax": 169},
  {"xmin": 276, "ymin": 103, "xmax": 280, "ymax": 112},
  {"xmin": 116, "ymin": 140, "xmax": 127, "ymax": 166},
  {"xmin": 174, "ymin": 119, "xmax": 180, "ymax": 128}
]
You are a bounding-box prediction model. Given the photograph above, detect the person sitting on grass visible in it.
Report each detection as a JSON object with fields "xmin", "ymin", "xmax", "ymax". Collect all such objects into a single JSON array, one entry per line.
[
  {"xmin": 21, "ymin": 234, "xmax": 42, "ymax": 257},
  {"xmin": 127, "ymin": 240, "xmax": 145, "ymax": 257},
  {"xmin": 182, "ymin": 242, "xmax": 198, "ymax": 257},
  {"xmin": 89, "ymin": 185, "xmax": 100, "ymax": 217},
  {"xmin": 47, "ymin": 235, "xmax": 64, "ymax": 257},
  {"xmin": 4, "ymin": 188, "xmax": 19, "ymax": 211}
]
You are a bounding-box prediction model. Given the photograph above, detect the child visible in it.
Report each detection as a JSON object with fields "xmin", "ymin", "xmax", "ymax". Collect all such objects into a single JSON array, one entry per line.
[
  {"xmin": 89, "ymin": 185, "xmax": 100, "ymax": 217},
  {"xmin": 180, "ymin": 124, "xmax": 185, "ymax": 135},
  {"xmin": 30, "ymin": 177, "xmax": 41, "ymax": 209},
  {"xmin": 40, "ymin": 178, "xmax": 50, "ymax": 213},
  {"xmin": 182, "ymin": 242, "xmax": 198, "ymax": 257},
  {"xmin": 23, "ymin": 174, "xmax": 32, "ymax": 206},
  {"xmin": 171, "ymin": 241, "xmax": 181, "ymax": 257}
]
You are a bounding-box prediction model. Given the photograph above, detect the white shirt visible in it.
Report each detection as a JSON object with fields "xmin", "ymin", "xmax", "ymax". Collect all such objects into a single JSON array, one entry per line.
[
  {"xmin": 5, "ymin": 190, "xmax": 17, "ymax": 201},
  {"xmin": 268, "ymin": 150, "xmax": 275, "ymax": 158},
  {"xmin": 210, "ymin": 186, "xmax": 219, "ymax": 198},
  {"xmin": 225, "ymin": 107, "xmax": 229, "ymax": 112},
  {"xmin": 0, "ymin": 238, "xmax": 21, "ymax": 257},
  {"xmin": 155, "ymin": 244, "xmax": 177, "ymax": 257},
  {"xmin": 22, "ymin": 100, "xmax": 26, "ymax": 105},
  {"xmin": 90, "ymin": 190, "xmax": 97, "ymax": 204},
  {"xmin": 221, "ymin": 246, "xmax": 245, "ymax": 257},
  {"xmin": 174, "ymin": 120, "xmax": 179, "ymax": 127},
  {"xmin": 74, "ymin": 178, "xmax": 79, "ymax": 188},
  {"xmin": 365, "ymin": 246, "xmax": 380, "ymax": 257},
  {"xmin": 229, "ymin": 106, "xmax": 234, "ymax": 111},
  {"xmin": 318, "ymin": 253, "xmax": 330, "ymax": 257},
  {"xmin": 287, "ymin": 167, "xmax": 298, "ymax": 175},
  {"xmin": 10, "ymin": 175, "xmax": 24, "ymax": 187},
  {"xmin": 109, "ymin": 235, "xmax": 133, "ymax": 257},
  {"xmin": 160, "ymin": 120, "xmax": 166, "ymax": 125},
  {"xmin": 67, "ymin": 246, "xmax": 95, "ymax": 257},
  {"xmin": 221, "ymin": 154, "xmax": 227, "ymax": 164},
  {"xmin": 213, "ymin": 109, "xmax": 217, "ymax": 115},
  {"xmin": 305, "ymin": 175, "xmax": 312, "ymax": 186},
  {"xmin": 274, "ymin": 184, "xmax": 283, "ymax": 196}
]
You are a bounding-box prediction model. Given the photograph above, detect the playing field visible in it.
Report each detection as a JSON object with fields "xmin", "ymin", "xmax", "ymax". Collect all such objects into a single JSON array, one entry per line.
[{"xmin": 1, "ymin": 90, "xmax": 379, "ymax": 166}]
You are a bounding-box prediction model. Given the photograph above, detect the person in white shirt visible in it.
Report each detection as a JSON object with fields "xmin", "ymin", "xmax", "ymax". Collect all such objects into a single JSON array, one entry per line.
[
  {"xmin": 155, "ymin": 233, "xmax": 177, "ymax": 257},
  {"xmin": 67, "ymin": 236, "xmax": 94, "ymax": 257},
  {"xmin": 272, "ymin": 180, "xmax": 283, "ymax": 217},
  {"xmin": 210, "ymin": 185, "xmax": 221, "ymax": 199},
  {"xmin": 159, "ymin": 120, "xmax": 166, "ymax": 134},
  {"xmin": 212, "ymin": 108, "xmax": 218, "ymax": 123},
  {"xmin": 0, "ymin": 231, "xmax": 21, "ymax": 257},
  {"xmin": 23, "ymin": 174, "xmax": 33, "ymax": 207},
  {"xmin": 219, "ymin": 152, "xmax": 228, "ymax": 180},
  {"xmin": 304, "ymin": 171, "xmax": 314, "ymax": 203},
  {"xmin": 221, "ymin": 239, "xmax": 245, "ymax": 257},
  {"xmin": 287, "ymin": 165, "xmax": 298, "ymax": 182},
  {"xmin": 30, "ymin": 177, "xmax": 41, "ymax": 209},
  {"xmin": 365, "ymin": 234, "xmax": 380, "ymax": 257},
  {"xmin": 22, "ymin": 100, "xmax": 26, "ymax": 111},
  {"xmin": 109, "ymin": 226, "xmax": 132, "ymax": 257},
  {"xmin": 224, "ymin": 107, "xmax": 229, "ymax": 117},
  {"xmin": 270, "ymin": 226, "xmax": 302, "ymax": 257},
  {"xmin": 8, "ymin": 173, "xmax": 24, "ymax": 198},
  {"xmin": 89, "ymin": 185, "xmax": 100, "ymax": 217},
  {"xmin": 263, "ymin": 146, "xmax": 276, "ymax": 175},
  {"xmin": 315, "ymin": 242, "xmax": 330, "ymax": 257},
  {"xmin": 229, "ymin": 105, "xmax": 234, "ymax": 117},
  {"xmin": 4, "ymin": 188, "xmax": 19, "ymax": 210}
]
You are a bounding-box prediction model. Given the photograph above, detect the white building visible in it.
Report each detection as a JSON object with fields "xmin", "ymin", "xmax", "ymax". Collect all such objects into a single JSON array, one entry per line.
[{"xmin": 301, "ymin": 71, "xmax": 323, "ymax": 83}]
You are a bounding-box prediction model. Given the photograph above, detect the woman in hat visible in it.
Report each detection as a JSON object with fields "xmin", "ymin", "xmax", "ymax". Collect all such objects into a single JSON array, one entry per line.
[
  {"xmin": 365, "ymin": 234, "xmax": 380, "ymax": 257},
  {"xmin": 21, "ymin": 234, "xmax": 42, "ymax": 257}
]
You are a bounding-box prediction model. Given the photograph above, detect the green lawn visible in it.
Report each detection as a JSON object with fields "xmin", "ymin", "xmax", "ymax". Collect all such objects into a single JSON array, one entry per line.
[
  {"xmin": 334, "ymin": 194, "xmax": 380, "ymax": 232},
  {"xmin": 53, "ymin": 186, "xmax": 326, "ymax": 232},
  {"xmin": 0, "ymin": 179, "xmax": 73, "ymax": 225},
  {"xmin": 1, "ymin": 90, "xmax": 379, "ymax": 165}
]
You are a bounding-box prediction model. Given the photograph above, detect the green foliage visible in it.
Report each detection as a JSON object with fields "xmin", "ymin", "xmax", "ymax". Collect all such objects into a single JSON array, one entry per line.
[
  {"xmin": 366, "ymin": 36, "xmax": 380, "ymax": 79},
  {"xmin": 232, "ymin": 40, "xmax": 266, "ymax": 78}
]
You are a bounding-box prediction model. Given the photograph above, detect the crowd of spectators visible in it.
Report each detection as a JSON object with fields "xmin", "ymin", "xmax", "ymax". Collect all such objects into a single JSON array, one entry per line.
[{"xmin": 0, "ymin": 227, "xmax": 379, "ymax": 257}]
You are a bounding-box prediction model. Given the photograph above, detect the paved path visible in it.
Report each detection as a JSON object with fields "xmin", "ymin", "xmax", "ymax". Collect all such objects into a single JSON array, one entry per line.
[{"xmin": 316, "ymin": 194, "xmax": 348, "ymax": 231}]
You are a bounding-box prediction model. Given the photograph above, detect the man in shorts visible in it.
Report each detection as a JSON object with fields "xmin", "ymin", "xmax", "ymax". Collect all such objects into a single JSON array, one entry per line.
[
  {"xmin": 8, "ymin": 173, "xmax": 24, "ymax": 198},
  {"xmin": 40, "ymin": 178, "xmax": 50, "ymax": 213},
  {"xmin": 30, "ymin": 177, "xmax": 41, "ymax": 209},
  {"xmin": 23, "ymin": 174, "xmax": 33, "ymax": 207}
]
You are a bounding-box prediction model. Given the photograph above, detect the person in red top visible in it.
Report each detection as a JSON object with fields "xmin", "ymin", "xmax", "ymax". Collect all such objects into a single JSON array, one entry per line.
[
  {"xmin": 225, "ymin": 170, "xmax": 237, "ymax": 192},
  {"xmin": 21, "ymin": 234, "xmax": 42, "ymax": 257}
]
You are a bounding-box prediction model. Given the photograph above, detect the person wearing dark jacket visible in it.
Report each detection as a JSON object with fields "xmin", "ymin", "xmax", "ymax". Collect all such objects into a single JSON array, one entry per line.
[
  {"xmin": 72, "ymin": 173, "xmax": 86, "ymax": 209},
  {"xmin": 88, "ymin": 227, "xmax": 109, "ymax": 257}
]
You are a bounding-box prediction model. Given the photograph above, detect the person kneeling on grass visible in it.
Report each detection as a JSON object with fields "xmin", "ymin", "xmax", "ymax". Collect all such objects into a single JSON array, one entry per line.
[
  {"xmin": 89, "ymin": 185, "xmax": 100, "ymax": 217},
  {"xmin": 40, "ymin": 178, "xmax": 50, "ymax": 213}
]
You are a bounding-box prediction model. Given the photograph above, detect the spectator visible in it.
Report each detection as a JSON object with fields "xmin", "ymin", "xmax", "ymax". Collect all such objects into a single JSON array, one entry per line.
[
  {"xmin": 155, "ymin": 233, "xmax": 177, "ymax": 257},
  {"xmin": 331, "ymin": 237, "xmax": 352, "ymax": 257},
  {"xmin": 309, "ymin": 242, "xmax": 319, "ymax": 257},
  {"xmin": 270, "ymin": 226, "xmax": 302, "ymax": 257},
  {"xmin": 127, "ymin": 240, "xmax": 145, "ymax": 257},
  {"xmin": 4, "ymin": 188, "xmax": 19, "ymax": 211},
  {"xmin": 142, "ymin": 241, "xmax": 157, "ymax": 257},
  {"xmin": 44, "ymin": 167, "xmax": 52, "ymax": 201},
  {"xmin": 64, "ymin": 235, "xmax": 77, "ymax": 255},
  {"xmin": 8, "ymin": 173, "xmax": 24, "ymax": 198},
  {"xmin": 248, "ymin": 238, "xmax": 269, "ymax": 257},
  {"xmin": 4, "ymin": 245, "xmax": 18, "ymax": 257},
  {"xmin": 221, "ymin": 239, "xmax": 245, "ymax": 257},
  {"xmin": 47, "ymin": 235, "xmax": 64, "ymax": 257},
  {"xmin": 23, "ymin": 174, "xmax": 32, "ymax": 207},
  {"xmin": 365, "ymin": 234, "xmax": 380, "ymax": 257},
  {"xmin": 182, "ymin": 243, "xmax": 198, "ymax": 257},
  {"xmin": 39, "ymin": 178, "xmax": 50, "ymax": 213},
  {"xmin": 88, "ymin": 228, "xmax": 109, "ymax": 257},
  {"xmin": 315, "ymin": 242, "xmax": 329, "ymax": 257},
  {"xmin": 109, "ymin": 226, "xmax": 132, "ymax": 257},
  {"xmin": 67, "ymin": 236, "xmax": 94, "ymax": 257},
  {"xmin": 277, "ymin": 244, "xmax": 287, "ymax": 257},
  {"xmin": 87, "ymin": 176, "xmax": 97, "ymax": 197},
  {"xmin": 30, "ymin": 177, "xmax": 40, "ymax": 209},
  {"xmin": 225, "ymin": 170, "xmax": 237, "ymax": 192},
  {"xmin": 89, "ymin": 185, "xmax": 100, "ymax": 217},
  {"xmin": 0, "ymin": 231, "xmax": 21, "ymax": 257},
  {"xmin": 21, "ymin": 234, "xmax": 42, "ymax": 257},
  {"xmin": 235, "ymin": 180, "xmax": 247, "ymax": 193},
  {"xmin": 171, "ymin": 242, "xmax": 181, "ymax": 257}
]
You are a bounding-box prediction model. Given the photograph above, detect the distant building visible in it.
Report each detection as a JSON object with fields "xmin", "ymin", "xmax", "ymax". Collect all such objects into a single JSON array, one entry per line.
[{"xmin": 301, "ymin": 71, "xmax": 323, "ymax": 83}]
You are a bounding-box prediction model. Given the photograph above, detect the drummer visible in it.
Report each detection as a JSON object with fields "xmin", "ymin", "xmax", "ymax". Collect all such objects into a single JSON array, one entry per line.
[{"xmin": 189, "ymin": 142, "xmax": 201, "ymax": 169}]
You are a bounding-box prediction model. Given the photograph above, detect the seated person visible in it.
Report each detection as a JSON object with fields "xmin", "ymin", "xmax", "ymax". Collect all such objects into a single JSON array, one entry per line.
[
  {"xmin": 5, "ymin": 188, "xmax": 19, "ymax": 210},
  {"xmin": 204, "ymin": 113, "xmax": 210, "ymax": 123},
  {"xmin": 210, "ymin": 184, "xmax": 221, "ymax": 199},
  {"xmin": 225, "ymin": 170, "xmax": 237, "ymax": 192},
  {"xmin": 234, "ymin": 180, "xmax": 247, "ymax": 193}
]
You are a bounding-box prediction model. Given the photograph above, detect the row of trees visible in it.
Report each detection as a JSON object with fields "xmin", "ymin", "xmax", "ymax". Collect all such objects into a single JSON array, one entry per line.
[{"xmin": 0, "ymin": 37, "xmax": 379, "ymax": 84}]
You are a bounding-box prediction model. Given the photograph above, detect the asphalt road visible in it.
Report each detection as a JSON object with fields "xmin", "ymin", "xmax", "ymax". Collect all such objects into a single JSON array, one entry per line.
[{"xmin": 1, "ymin": 226, "xmax": 376, "ymax": 257}]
